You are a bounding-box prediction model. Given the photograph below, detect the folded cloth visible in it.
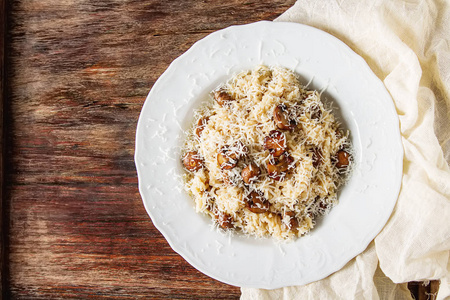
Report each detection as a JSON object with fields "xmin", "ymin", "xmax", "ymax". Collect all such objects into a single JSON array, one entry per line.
[{"xmin": 241, "ymin": 0, "xmax": 450, "ymax": 299}]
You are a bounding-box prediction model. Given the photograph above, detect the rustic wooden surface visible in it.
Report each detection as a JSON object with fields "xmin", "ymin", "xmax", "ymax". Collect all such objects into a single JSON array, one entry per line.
[
  {"xmin": 1, "ymin": 0, "xmax": 5, "ymax": 297},
  {"xmin": 1, "ymin": 0, "xmax": 440, "ymax": 299},
  {"xmin": 407, "ymin": 281, "xmax": 440, "ymax": 300},
  {"xmin": 2, "ymin": 0, "xmax": 296, "ymax": 299}
]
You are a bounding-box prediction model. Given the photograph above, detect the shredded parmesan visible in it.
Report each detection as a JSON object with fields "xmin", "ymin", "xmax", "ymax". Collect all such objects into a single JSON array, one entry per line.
[{"xmin": 182, "ymin": 65, "xmax": 352, "ymax": 240}]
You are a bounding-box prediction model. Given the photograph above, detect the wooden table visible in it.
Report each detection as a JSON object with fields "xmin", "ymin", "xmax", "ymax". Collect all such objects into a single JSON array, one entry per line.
[{"xmin": 0, "ymin": 0, "xmax": 438, "ymax": 298}]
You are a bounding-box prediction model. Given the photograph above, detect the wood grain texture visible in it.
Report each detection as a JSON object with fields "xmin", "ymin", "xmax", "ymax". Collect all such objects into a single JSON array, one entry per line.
[
  {"xmin": 4, "ymin": 0, "xmax": 295, "ymax": 298},
  {"xmin": 407, "ymin": 280, "xmax": 440, "ymax": 300},
  {"xmin": 1, "ymin": 0, "xmax": 6, "ymax": 296}
]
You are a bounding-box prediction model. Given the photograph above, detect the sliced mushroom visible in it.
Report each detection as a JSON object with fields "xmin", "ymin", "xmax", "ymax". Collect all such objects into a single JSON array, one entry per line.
[
  {"xmin": 214, "ymin": 89, "xmax": 234, "ymax": 106},
  {"xmin": 195, "ymin": 116, "xmax": 209, "ymax": 137},
  {"xmin": 263, "ymin": 130, "xmax": 286, "ymax": 157},
  {"xmin": 336, "ymin": 150, "xmax": 350, "ymax": 168},
  {"xmin": 274, "ymin": 104, "xmax": 296, "ymax": 130},
  {"xmin": 241, "ymin": 163, "xmax": 261, "ymax": 184},
  {"xmin": 217, "ymin": 147, "xmax": 239, "ymax": 170},
  {"xmin": 216, "ymin": 212, "xmax": 233, "ymax": 229},
  {"xmin": 182, "ymin": 151, "xmax": 203, "ymax": 172},
  {"xmin": 267, "ymin": 152, "xmax": 295, "ymax": 181},
  {"xmin": 285, "ymin": 211, "xmax": 299, "ymax": 229},
  {"xmin": 245, "ymin": 191, "xmax": 269, "ymax": 213}
]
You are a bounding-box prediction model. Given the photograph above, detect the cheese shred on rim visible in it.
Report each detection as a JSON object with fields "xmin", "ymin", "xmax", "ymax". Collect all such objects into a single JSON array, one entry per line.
[{"xmin": 182, "ymin": 65, "xmax": 352, "ymax": 240}]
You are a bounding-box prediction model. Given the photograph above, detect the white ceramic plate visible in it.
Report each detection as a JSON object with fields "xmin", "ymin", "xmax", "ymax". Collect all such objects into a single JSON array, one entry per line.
[{"xmin": 135, "ymin": 21, "xmax": 403, "ymax": 289}]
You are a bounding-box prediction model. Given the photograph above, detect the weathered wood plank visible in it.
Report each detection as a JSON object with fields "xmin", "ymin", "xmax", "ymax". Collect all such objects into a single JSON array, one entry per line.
[
  {"xmin": 4, "ymin": 0, "xmax": 296, "ymax": 298},
  {"xmin": 1, "ymin": 0, "xmax": 6, "ymax": 296},
  {"xmin": 7, "ymin": 185, "xmax": 236, "ymax": 299}
]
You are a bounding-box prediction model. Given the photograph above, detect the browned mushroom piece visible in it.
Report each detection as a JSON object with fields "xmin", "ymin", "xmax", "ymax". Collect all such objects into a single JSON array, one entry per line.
[
  {"xmin": 309, "ymin": 105, "xmax": 322, "ymax": 121},
  {"xmin": 182, "ymin": 151, "xmax": 204, "ymax": 172},
  {"xmin": 195, "ymin": 116, "xmax": 209, "ymax": 137},
  {"xmin": 245, "ymin": 191, "xmax": 269, "ymax": 213},
  {"xmin": 336, "ymin": 150, "xmax": 350, "ymax": 168},
  {"xmin": 274, "ymin": 104, "xmax": 296, "ymax": 130},
  {"xmin": 241, "ymin": 163, "xmax": 261, "ymax": 184},
  {"xmin": 214, "ymin": 89, "xmax": 234, "ymax": 106},
  {"xmin": 285, "ymin": 211, "xmax": 299, "ymax": 229},
  {"xmin": 267, "ymin": 152, "xmax": 295, "ymax": 181},
  {"xmin": 217, "ymin": 147, "xmax": 239, "ymax": 170},
  {"xmin": 312, "ymin": 147, "xmax": 323, "ymax": 168},
  {"xmin": 263, "ymin": 130, "xmax": 287, "ymax": 157},
  {"xmin": 216, "ymin": 212, "xmax": 234, "ymax": 229}
]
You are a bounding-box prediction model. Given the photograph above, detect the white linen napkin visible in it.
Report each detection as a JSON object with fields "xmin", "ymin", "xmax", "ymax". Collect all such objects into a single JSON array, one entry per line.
[{"xmin": 241, "ymin": 0, "xmax": 450, "ymax": 299}]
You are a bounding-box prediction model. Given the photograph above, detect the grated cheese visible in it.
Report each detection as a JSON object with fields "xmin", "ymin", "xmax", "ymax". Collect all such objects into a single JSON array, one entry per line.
[{"xmin": 181, "ymin": 65, "xmax": 352, "ymax": 240}]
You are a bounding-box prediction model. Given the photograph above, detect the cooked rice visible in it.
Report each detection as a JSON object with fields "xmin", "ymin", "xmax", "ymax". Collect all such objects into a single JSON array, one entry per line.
[{"xmin": 182, "ymin": 65, "xmax": 352, "ymax": 240}]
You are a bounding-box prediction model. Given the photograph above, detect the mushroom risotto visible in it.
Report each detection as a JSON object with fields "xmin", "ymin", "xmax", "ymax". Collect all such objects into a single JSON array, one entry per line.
[{"xmin": 182, "ymin": 65, "xmax": 352, "ymax": 240}]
